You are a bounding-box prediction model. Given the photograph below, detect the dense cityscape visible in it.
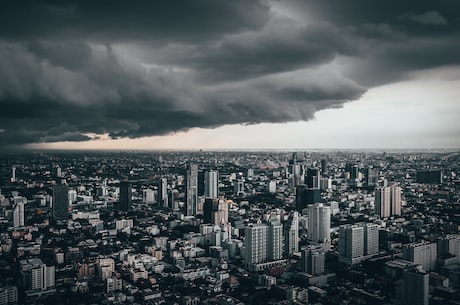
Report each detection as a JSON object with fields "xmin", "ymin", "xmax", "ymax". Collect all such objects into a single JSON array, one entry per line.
[{"xmin": 0, "ymin": 149, "xmax": 459, "ymax": 305}]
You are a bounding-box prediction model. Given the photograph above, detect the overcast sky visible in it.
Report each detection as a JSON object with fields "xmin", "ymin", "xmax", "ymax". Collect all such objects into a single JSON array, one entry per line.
[{"xmin": 0, "ymin": 0, "xmax": 459, "ymax": 150}]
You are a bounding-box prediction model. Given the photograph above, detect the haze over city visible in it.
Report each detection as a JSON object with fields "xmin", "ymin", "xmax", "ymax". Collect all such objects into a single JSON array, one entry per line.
[{"xmin": 0, "ymin": 0, "xmax": 459, "ymax": 150}]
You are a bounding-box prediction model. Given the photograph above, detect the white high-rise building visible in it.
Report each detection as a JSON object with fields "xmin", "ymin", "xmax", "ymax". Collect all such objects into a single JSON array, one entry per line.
[
  {"xmin": 307, "ymin": 203, "xmax": 331, "ymax": 251},
  {"xmin": 284, "ymin": 211, "xmax": 299, "ymax": 256},
  {"xmin": 142, "ymin": 189, "xmax": 155, "ymax": 204},
  {"xmin": 402, "ymin": 242, "xmax": 437, "ymax": 272},
  {"xmin": 13, "ymin": 201, "xmax": 25, "ymax": 228},
  {"xmin": 98, "ymin": 258, "xmax": 115, "ymax": 279},
  {"xmin": 269, "ymin": 217, "xmax": 283, "ymax": 261},
  {"xmin": 375, "ymin": 186, "xmax": 401, "ymax": 218},
  {"xmin": 339, "ymin": 223, "xmax": 380, "ymax": 265},
  {"xmin": 20, "ymin": 258, "xmax": 55, "ymax": 292},
  {"xmin": 244, "ymin": 220, "xmax": 283, "ymax": 266},
  {"xmin": 245, "ymin": 224, "xmax": 269, "ymax": 265},
  {"xmin": 363, "ymin": 223, "xmax": 379, "ymax": 255},
  {"xmin": 205, "ymin": 170, "xmax": 219, "ymax": 198}
]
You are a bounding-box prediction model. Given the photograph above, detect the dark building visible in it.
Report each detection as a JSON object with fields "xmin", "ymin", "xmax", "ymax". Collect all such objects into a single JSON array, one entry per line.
[
  {"xmin": 52, "ymin": 184, "xmax": 69, "ymax": 220},
  {"xmin": 416, "ymin": 170, "xmax": 442, "ymax": 184},
  {"xmin": 119, "ymin": 181, "xmax": 132, "ymax": 211},
  {"xmin": 306, "ymin": 168, "xmax": 320, "ymax": 189},
  {"xmin": 198, "ymin": 171, "xmax": 205, "ymax": 197},
  {"xmin": 296, "ymin": 185, "xmax": 321, "ymax": 211},
  {"xmin": 321, "ymin": 159, "xmax": 328, "ymax": 175}
]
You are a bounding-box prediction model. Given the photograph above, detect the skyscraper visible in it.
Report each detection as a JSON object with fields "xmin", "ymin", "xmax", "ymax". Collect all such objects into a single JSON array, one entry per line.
[
  {"xmin": 158, "ymin": 178, "xmax": 168, "ymax": 207},
  {"xmin": 204, "ymin": 170, "xmax": 219, "ymax": 198},
  {"xmin": 13, "ymin": 201, "xmax": 25, "ymax": 228},
  {"xmin": 186, "ymin": 163, "xmax": 198, "ymax": 216},
  {"xmin": 284, "ymin": 211, "xmax": 299, "ymax": 256},
  {"xmin": 52, "ymin": 184, "xmax": 69, "ymax": 220},
  {"xmin": 321, "ymin": 159, "xmax": 328, "ymax": 175},
  {"xmin": 375, "ymin": 186, "xmax": 401, "ymax": 218},
  {"xmin": 119, "ymin": 181, "xmax": 132, "ymax": 211},
  {"xmin": 366, "ymin": 167, "xmax": 378, "ymax": 186},
  {"xmin": 295, "ymin": 185, "xmax": 321, "ymax": 212},
  {"xmin": 301, "ymin": 245, "xmax": 325, "ymax": 275},
  {"xmin": 307, "ymin": 203, "xmax": 331, "ymax": 251}
]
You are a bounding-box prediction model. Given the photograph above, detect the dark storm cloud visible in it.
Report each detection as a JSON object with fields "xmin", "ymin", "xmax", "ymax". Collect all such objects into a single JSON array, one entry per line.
[{"xmin": 0, "ymin": 0, "xmax": 459, "ymax": 145}]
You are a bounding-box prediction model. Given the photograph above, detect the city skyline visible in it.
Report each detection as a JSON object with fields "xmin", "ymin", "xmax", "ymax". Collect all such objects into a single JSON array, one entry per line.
[{"xmin": 0, "ymin": 1, "xmax": 459, "ymax": 150}]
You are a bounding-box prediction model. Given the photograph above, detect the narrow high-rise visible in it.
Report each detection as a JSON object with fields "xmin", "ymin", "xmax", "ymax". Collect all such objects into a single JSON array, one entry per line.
[
  {"xmin": 13, "ymin": 201, "xmax": 25, "ymax": 227},
  {"xmin": 307, "ymin": 203, "xmax": 331, "ymax": 251},
  {"xmin": 203, "ymin": 197, "xmax": 228, "ymax": 226},
  {"xmin": 284, "ymin": 211, "xmax": 299, "ymax": 256},
  {"xmin": 52, "ymin": 184, "xmax": 69, "ymax": 220},
  {"xmin": 158, "ymin": 178, "xmax": 168, "ymax": 207},
  {"xmin": 186, "ymin": 163, "xmax": 198, "ymax": 216},
  {"xmin": 204, "ymin": 170, "xmax": 219, "ymax": 198},
  {"xmin": 119, "ymin": 181, "xmax": 132, "ymax": 211}
]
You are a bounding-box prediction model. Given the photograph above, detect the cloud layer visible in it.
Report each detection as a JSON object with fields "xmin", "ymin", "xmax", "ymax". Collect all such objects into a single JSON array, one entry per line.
[{"xmin": 0, "ymin": 0, "xmax": 459, "ymax": 146}]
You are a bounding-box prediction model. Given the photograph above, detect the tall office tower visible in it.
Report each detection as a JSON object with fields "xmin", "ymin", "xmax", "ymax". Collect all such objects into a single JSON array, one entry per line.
[
  {"xmin": 363, "ymin": 223, "xmax": 379, "ymax": 255},
  {"xmin": 295, "ymin": 185, "xmax": 308, "ymax": 212},
  {"xmin": 307, "ymin": 203, "xmax": 331, "ymax": 251},
  {"xmin": 402, "ymin": 242, "xmax": 437, "ymax": 271},
  {"xmin": 119, "ymin": 181, "xmax": 132, "ymax": 211},
  {"xmin": 19, "ymin": 258, "xmax": 55, "ymax": 292},
  {"xmin": 306, "ymin": 168, "xmax": 320, "ymax": 189},
  {"xmin": 247, "ymin": 168, "xmax": 254, "ymax": 178},
  {"xmin": 52, "ymin": 184, "xmax": 69, "ymax": 220},
  {"xmin": 437, "ymin": 235, "xmax": 460, "ymax": 259},
  {"xmin": 390, "ymin": 186, "xmax": 402, "ymax": 216},
  {"xmin": 158, "ymin": 178, "xmax": 168, "ymax": 207},
  {"xmin": 284, "ymin": 211, "xmax": 299, "ymax": 256},
  {"xmin": 321, "ymin": 159, "xmax": 328, "ymax": 175},
  {"xmin": 416, "ymin": 170, "xmax": 443, "ymax": 184},
  {"xmin": 301, "ymin": 245, "xmax": 325, "ymax": 275},
  {"xmin": 204, "ymin": 170, "xmax": 219, "ymax": 198},
  {"xmin": 375, "ymin": 187, "xmax": 390, "ymax": 218},
  {"xmin": 203, "ymin": 197, "xmax": 228, "ymax": 226},
  {"xmin": 245, "ymin": 224, "xmax": 269, "ymax": 265},
  {"xmin": 11, "ymin": 166, "xmax": 16, "ymax": 183},
  {"xmin": 351, "ymin": 165, "xmax": 360, "ymax": 180},
  {"xmin": 401, "ymin": 266, "xmax": 429, "ymax": 305},
  {"xmin": 268, "ymin": 217, "xmax": 283, "ymax": 261},
  {"xmin": 13, "ymin": 201, "xmax": 25, "ymax": 228},
  {"xmin": 375, "ymin": 186, "xmax": 402, "ymax": 218},
  {"xmin": 366, "ymin": 167, "xmax": 378, "ymax": 186},
  {"xmin": 197, "ymin": 171, "xmax": 205, "ymax": 197},
  {"xmin": 339, "ymin": 224, "xmax": 364, "ymax": 265},
  {"xmin": 142, "ymin": 189, "xmax": 155, "ymax": 204},
  {"xmin": 185, "ymin": 163, "xmax": 198, "ymax": 216}
]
